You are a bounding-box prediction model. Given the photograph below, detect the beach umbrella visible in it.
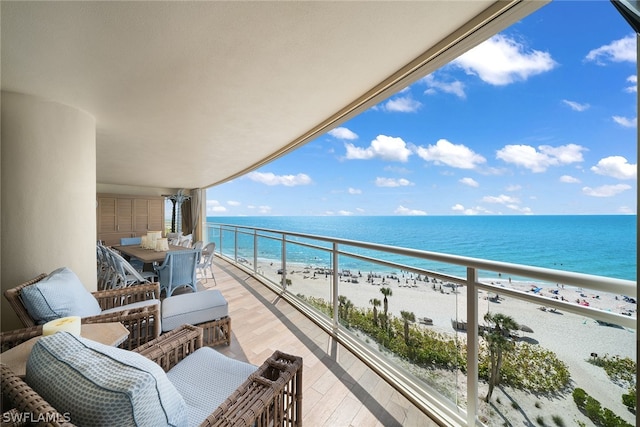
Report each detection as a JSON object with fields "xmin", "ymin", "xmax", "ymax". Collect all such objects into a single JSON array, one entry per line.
[{"xmin": 519, "ymin": 324, "xmax": 534, "ymax": 333}]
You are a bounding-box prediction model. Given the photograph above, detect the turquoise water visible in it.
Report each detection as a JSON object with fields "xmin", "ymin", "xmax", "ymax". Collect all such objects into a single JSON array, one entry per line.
[{"xmin": 206, "ymin": 215, "xmax": 637, "ymax": 281}]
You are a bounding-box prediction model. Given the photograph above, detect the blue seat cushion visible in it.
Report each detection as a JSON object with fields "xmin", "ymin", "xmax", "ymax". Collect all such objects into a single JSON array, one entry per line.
[
  {"xmin": 21, "ymin": 267, "xmax": 102, "ymax": 324},
  {"xmin": 26, "ymin": 332, "xmax": 187, "ymax": 427},
  {"xmin": 161, "ymin": 290, "xmax": 228, "ymax": 332},
  {"xmin": 167, "ymin": 347, "xmax": 256, "ymax": 426}
]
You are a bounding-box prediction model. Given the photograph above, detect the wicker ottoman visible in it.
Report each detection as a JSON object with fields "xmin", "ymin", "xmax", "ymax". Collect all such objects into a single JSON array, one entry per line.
[{"xmin": 161, "ymin": 290, "xmax": 231, "ymax": 346}]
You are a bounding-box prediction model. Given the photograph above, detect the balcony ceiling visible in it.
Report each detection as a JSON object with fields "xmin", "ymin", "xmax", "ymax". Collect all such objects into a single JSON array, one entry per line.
[{"xmin": 1, "ymin": 1, "xmax": 544, "ymax": 190}]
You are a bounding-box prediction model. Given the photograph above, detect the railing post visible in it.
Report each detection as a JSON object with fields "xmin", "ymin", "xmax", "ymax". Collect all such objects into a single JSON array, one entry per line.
[
  {"xmin": 219, "ymin": 225, "xmax": 223, "ymax": 257},
  {"xmin": 282, "ymin": 235, "xmax": 287, "ymax": 291},
  {"xmin": 234, "ymin": 227, "xmax": 238, "ymax": 262},
  {"xmin": 253, "ymin": 230, "xmax": 258, "ymax": 274},
  {"xmin": 332, "ymin": 242, "xmax": 339, "ymax": 330},
  {"xmin": 466, "ymin": 267, "xmax": 478, "ymax": 426}
]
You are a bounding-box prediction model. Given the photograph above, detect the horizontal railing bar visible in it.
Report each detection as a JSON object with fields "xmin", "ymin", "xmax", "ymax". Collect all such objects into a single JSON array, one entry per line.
[
  {"xmin": 207, "ymin": 221, "xmax": 637, "ymax": 427},
  {"xmin": 234, "ymin": 225, "xmax": 636, "ymax": 329},
  {"xmin": 209, "ymin": 223, "xmax": 637, "ymax": 331},
  {"xmin": 475, "ymin": 281, "xmax": 636, "ymax": 329},
  {"xmin": 212, "ymin": 223, "xmax": 636, "ymax": 297}
]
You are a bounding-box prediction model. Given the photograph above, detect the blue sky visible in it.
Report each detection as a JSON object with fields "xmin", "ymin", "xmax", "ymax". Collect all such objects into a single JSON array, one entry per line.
[{"xmin": 207, "ymin": 1, "xmax": 637, "ymax": 217}]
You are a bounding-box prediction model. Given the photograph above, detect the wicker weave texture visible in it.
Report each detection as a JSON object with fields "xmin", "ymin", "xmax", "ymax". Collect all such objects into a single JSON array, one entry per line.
[
  {"xmin": 133, "ymin": 324, "xmax": 204, "ymax": 372},
  {"xmin": 4, "ymin": 275, "xmax": 161, "ymax": 350},
  {"xmin": 1, "ymin": 364, "xmax": 75, "ymax": 426},
  {"xmin": 202, "ymin": 350, "xmax": 303, "ymax": 427},
  {"xmin": 199, "ymin": 317, "xmax": 231, "ymax": 347},
  {"xmin": 0, "ymin": 326, "xmax": 42, "ymax": 353},
  {"xmin": 1, "ymin": 325, "xmax": 303, "ymax": 427}
]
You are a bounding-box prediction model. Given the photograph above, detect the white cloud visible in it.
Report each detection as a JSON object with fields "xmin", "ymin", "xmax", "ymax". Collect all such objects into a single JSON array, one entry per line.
[
  {"xmin": 562, "ymin": 100, "xmax": 590, "ymax": 112},
  {"xmin": 206, "ymin": 199, "xmax": 227, "ymax": 214},
  {"xmin": 347, "ymin": 187, "xmax": 362, "ymax": 194},
  {"xmin": 453, "ymin": 34, "xmax": 556, "ymax": 85},
  {"xmin": 344, "ymin": 135, "xmax": 412, "ymax": 162},
  {"xmin": 585, "ymin": 34, "xmax": 637, "ymax": 65},
  {"xmin": 329, "ymin": 127, "xmax": 358, "ymax": 140},
  {"xmin": 560, "ymin": 175, "xmax": 581, "ymax": 184},
  {"xmin": 459, "ymin": 177, "xmax": 479, "ymax": 187},
  {"xmin": 415, "ymin": 139, "xmax": 486, "ymax": 169},
  {"xmin": 481, "ymin": 195, "xmax": 533, "ymax": 213},
  {"xmin": 591, "ymin": 156, "xmax": 637, "ymax": 180},
  {"xmin": 451, "ymin": 204, "xmax": 491, "ymax": 215},
  {"xmin": 582, "ymin": 184, "xmax": 632, "ymax": 197},
  {"xmin": 482, "ymin": 194, "xmax": 520, "ymax": 204},
  {"xmin": 421, "ymin": 74, "xmax": 466, "ymax": 98},
  {"xmin": 612, "ymin": 116, "xmax": 637, "ymax": 128},
  {"xmin": 382, "ymin": 96, "xmax": 422, "ymax": 112},
  {"xmin": 394, "ymin": 205, "xmax": 427, "ymax": 215},
  {"xmin": 496, "ymin": 143, "xmax": 586, "ymax": 172},
  {"xmin": 625, "ymin": 75, "xmax": 637, "ymax": 93},
  {"xmin": 257, "ymin": 205, "xmax": 272, "ymax": 214},
  {"xmin": 338, "ymin": 210, "xmax": 353, "ymax": 216},
  {"xmin": 227, "ymin": 200, "xmax": 241, "ymax": 206},
  {"xmin": 247, "ymin": 171, "xmax": 312, "ymax": 186},
  {"xmin": 507, "ymin": 205, "xmax": 532, "ymax": 214},
  {"xmin": 505, "ymin": 184, "xmax": 521, "ymax": 191},
  {"xmin": 375, "ymin": 177, "xmax": 413, "ymax": 187}
]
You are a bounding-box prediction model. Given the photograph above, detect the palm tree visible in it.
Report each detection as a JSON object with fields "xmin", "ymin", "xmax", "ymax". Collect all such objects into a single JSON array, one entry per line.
[
  {"xmin": 344, "ymin": 299, "xmax": 353, "ymax": 324},
  {"xmin": 483, "ymin": 312, "xmax": 519, "ymax": 402},
  {"xmin": 400, "ymin": 310, "xmax": 416, "ymax": 344},
  {"xmin": 369, "ymin": 298, "xmax": 381, "ymax": 326},
  {"xmin": 338, "ymin": 295, "xmax": 347, "ymax": 320},
  {"xmin": 380, "ymin": 287, "xmax": 392, "ymax": 318}
]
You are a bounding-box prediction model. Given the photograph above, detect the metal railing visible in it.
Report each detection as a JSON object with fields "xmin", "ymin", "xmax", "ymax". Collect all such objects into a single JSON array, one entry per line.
[{"xmin": 205, "ymin": 222, "xmax": 637, "ymax": 426}]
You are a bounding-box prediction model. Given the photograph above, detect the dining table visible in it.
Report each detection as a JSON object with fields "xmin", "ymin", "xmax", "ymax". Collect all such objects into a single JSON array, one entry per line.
[{"xmin": 115, "ymin": 243, "xmax": 187, "ymax": 265}]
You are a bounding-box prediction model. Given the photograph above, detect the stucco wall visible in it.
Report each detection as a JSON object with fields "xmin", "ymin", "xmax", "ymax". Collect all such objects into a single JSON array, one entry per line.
[{"xmin": 1, "ymin": 91, "xmax": 96, "ymax": 331}]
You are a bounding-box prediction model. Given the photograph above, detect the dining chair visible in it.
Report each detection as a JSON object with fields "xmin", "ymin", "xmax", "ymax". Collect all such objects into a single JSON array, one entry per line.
[
  {"xmin": 154, "ymin": 249, "xmax": 201, "ymax": 297},
  {"xmin": 196, "ymin": 242, "xmax": 217, "ymax": 285},
  {"xmin": 109, "ymin": 248, "xmax": 158, "ymax": 287}
]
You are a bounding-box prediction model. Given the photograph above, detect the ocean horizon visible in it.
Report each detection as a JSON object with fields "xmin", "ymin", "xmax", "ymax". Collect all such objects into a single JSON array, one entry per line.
[{"xmin": 206, "ymin": 215, "xmax": 637, "ymax": 282}]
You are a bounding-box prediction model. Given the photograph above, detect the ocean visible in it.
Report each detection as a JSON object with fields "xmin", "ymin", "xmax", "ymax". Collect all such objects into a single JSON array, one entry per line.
[{"xmin": 206, "ymin": 215, "xmax": 637, "ymax": 282}]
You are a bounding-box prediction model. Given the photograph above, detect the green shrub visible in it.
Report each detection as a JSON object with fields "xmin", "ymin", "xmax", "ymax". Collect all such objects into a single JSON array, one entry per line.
[
  {"xmin": 535, "ymin": 415, "xmax": 545, "ymax": 426},
  {"xmin": 602, "ymin": 408, "xmax": 619, "ymax": 427},
  {"xmin": 551, "ymin": 415, "xmax": 565, "ymax": 427},
  {"xmin": 572, "ymin": 388, "xmax": 633, "ymax": 427},
  {"xmin": 621, "ymin": 387, "xmax": 636, "ymax": 411},
  {"xmin": 589, "ymin": 355, "xmax": 636, "ymax": 387},
  {"xmin": 584, "ymin": 396, "xmax": 601, "ymax": 420},
  {"xmin": 299, "ymin": 294, "xmax": 570, "ymax": 396},
  {"xmin": 573, "ymin": 388, "xmax": 587, "ymax": 408}
]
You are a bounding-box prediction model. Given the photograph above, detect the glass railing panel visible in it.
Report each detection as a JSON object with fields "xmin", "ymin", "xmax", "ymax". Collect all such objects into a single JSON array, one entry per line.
[
  {"xmin": 205, "ymin": 222, "xmax": 636, "ymax": 425},
  {"xmin": 475, "ymin": 287, "xmax": 636, "ymax": 426},
  {"xmin": 327, "ymin": 255, "xmax": 468, "ymax": 412}
]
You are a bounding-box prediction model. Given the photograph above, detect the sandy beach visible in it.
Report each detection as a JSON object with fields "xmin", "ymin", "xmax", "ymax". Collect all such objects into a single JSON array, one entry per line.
[{"xmin": 246, "ymin": 259, "xmax": 636, "ymax": 425}]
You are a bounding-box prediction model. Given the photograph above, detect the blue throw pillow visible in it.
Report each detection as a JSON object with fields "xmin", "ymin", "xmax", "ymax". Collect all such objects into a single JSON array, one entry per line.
[
  {"xmin": 26, "ymin": 332, "xmax": 188, "ymax": 427},
  {"xmin": 21, "ymin": 267, "xmax": 102, "ymax": 324}
]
